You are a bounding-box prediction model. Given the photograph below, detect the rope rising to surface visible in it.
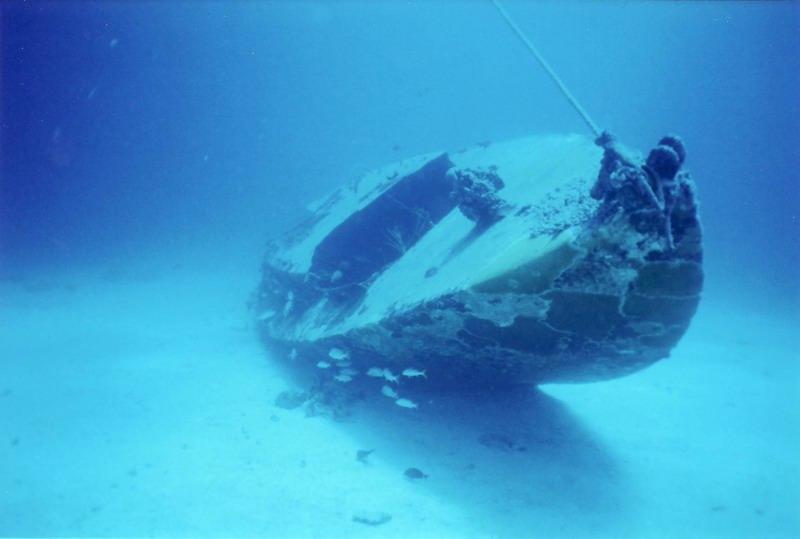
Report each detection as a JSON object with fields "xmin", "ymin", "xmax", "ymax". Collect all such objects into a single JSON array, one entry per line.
[{"xmin": 491, "ymin": 0, "xmax": 602, "ymax": 138}]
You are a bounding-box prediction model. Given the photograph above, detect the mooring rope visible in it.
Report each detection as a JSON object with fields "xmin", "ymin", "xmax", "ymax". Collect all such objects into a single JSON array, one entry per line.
[{"xmin": 491, "ymin": 0, "xmax": 602, "ymax": 138}]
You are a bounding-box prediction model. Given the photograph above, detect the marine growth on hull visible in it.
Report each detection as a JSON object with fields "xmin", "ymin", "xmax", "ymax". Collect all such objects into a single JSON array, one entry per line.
[{"xmin": 253, "ymin": 133, "xmax": 703, "ymax": 403}]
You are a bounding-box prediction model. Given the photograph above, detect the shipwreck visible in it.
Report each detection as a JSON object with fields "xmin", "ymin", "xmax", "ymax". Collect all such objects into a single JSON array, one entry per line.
[
  {"xmin": 253, "ymin": 132, "xmax": 703, "ymax": 395},
  {"xmin": 253, "ymin": 2, "xmax": 702, "ymax": 401}
]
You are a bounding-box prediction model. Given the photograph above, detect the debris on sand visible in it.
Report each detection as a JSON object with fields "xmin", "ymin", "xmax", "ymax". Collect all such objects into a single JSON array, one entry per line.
[
  {"xmin": 356, "ymin": 449, "xmax": 374, "ymax": 464},
  {"xmin": 274, "ymin": 390, "xmax": 308, "ymax": 410},
  {"xmin": 478, "ymin": 432, "xmax": 527, "ymax": 452},
  {"xmin": 352, "ymin": 511, "xmax": 392, "ymax": 526}
]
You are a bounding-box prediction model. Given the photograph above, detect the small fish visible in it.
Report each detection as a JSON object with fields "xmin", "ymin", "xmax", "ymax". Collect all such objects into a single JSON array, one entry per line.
[
  {"xmin": 258, "ymin": 309, "xmax": 277, "ymax": 321},
  {"xmin": 335, "ymin": 360, "xmax": 352, "ymax": 368},
  {"xmin": 288, "ymin": 348, "xmax": 298, "ymax": 361},
  {"xmin": 334, "ymin": 374, "xmax": 352, "ymax": 383},
  {"xmin": 352, "ymin": 511, "xmax": 391, "ymax": 526},
  {"xmin": 402, "ymin": 368, "xmax": 426, "ymax": 378},
  {"xmin": 404, "ymin": 467, "xmax": 428, "ymax": 479},
  {"xmin": 316, "ymin": 361, "xmax": 331, "ymax": 369},
  {"xmin": 367, "ymin": 367, "xmax": 385, "ymax": 378},
  {"xmin": 395, "ymin": 398, "xmax": 418, "ymax": 409},
  {"xmin": 283, "ymin": 291, "xmax": 294, "ymax": 316},
  {"xmin": 381, "ymin": 385, "xmax": 399, "ymax": 399},
  {"xmin": 356, "ymin": 449, "xmax": 374, "ymax": 464},
  {"xmin": 339, "ymin": 367, "xmax": 358, "ymax": 376},
  {"xmin": 330, "ymin": 270, "xmax": 343, "ymax": 283},
  {"xmin": 383, "ymin": 369, "xmax": 400, "ymax": 384},
  {"xmin": 329, "ymin": 347, "xmax": 349, "ymax": 361}
]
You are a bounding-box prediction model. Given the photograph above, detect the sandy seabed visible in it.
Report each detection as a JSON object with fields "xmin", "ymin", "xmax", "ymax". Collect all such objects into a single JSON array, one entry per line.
[{"xmin": 1, "ymin": 263, "xmax": 797, "ymax": 538}]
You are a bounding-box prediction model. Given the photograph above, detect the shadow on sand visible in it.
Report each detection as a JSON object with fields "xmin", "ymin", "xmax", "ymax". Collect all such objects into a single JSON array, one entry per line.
[{"xmin": 338, "ymin": 385, "xmax": 632, "ymax": 536}]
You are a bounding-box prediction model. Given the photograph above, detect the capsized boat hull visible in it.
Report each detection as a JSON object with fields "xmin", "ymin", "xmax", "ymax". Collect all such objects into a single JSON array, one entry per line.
[{"xmin": 254, "ymin": 134, "xmax": 702, "ymax": 390}]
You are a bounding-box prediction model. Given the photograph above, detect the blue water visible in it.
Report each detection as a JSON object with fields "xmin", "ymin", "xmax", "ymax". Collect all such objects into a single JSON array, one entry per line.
[{"xmin": 1, "ymin": 2, "xmax": 798, "ymax": 537}]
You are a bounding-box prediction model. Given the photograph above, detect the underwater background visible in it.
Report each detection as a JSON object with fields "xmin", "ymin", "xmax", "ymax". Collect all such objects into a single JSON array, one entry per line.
[{"xmin": 1, "ymin": 1, "xmax": 798, "ymax": 537}]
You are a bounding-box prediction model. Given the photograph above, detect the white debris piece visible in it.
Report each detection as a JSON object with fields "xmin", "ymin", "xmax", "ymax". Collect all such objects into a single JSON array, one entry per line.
[
  {"xmin": 395, "ymin": 398, "xmax": 418, "ymax": 409},
  {"xmin": 402, "ymin": 368, "xmax": 427, "ymax": 378},
  {"xmin": 328, "ymin": 347, "xmax": 349, "ymax": 361},
  {"xmin": 367, "ymin": 367, "xmax": 385, "ymax": 378},
  {"xmin": 381, "ymin": 385, "xmax": 399, "ymax": 399},
  {"xmin": 316, "ymin": 361, "xmax": 331, "ymax": 369}
]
